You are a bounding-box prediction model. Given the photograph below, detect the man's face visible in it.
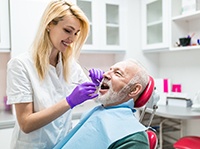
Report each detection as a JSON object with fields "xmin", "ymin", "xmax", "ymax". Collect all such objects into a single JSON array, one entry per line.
[{"xmin": 97, "ymin": 61, "xmax": 138, "ymax": 107}]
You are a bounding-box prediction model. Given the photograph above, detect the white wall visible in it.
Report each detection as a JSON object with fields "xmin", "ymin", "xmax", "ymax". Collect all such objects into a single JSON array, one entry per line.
[
  {"xmin": 158, "ymin": 49, "xmax": 200, "ymax": 135},
  {"xmin": 124, "ymin": 0, "xmax": 160, "ymax": 78},
  {"xmin": 79, "ymin": 53, "xmax": 116, "ymax": 72},
  {"xmin": 159, "ymin": 50, "xmax": 200, "ymax": 99}
]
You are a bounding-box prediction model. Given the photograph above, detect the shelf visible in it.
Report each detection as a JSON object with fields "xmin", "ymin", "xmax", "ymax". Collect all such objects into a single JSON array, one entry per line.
[
  {"xmin": 170, "ymin": 0, "xmax": 200, "ymax": 53},
  {"xmin": 172, "ymin": 10, "xmax": 200, "ymax": 22},
  {"xmin": 170, "ymin": 45, "xmax": 200, "ymax": 51},
  {"xmin": 142, "ymin": 0, "xmax": 200, "ymax": 52},
  {"xmin": 147, "ymin": 20, "xmax": 162, "ymax": 27},
  {"xmin": 106, "ymin": 24, "xmax": 119, "ymax": 27},
  {"xmin": 81, "ymin": 49, "xmax": 126, "ymax": 54},
  {"xmin": 146, "ymin": 0, "xmax": 159, "ymax": 5},
  {"xmin": 0, "ymin": 49, "xmax": 10, "ymax": 53}
]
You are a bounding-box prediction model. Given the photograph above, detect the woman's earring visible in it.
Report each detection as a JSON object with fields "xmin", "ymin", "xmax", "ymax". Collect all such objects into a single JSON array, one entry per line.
[{"xmin": 47, "ymin": 28, "xmax": 50, "ymax": 32}]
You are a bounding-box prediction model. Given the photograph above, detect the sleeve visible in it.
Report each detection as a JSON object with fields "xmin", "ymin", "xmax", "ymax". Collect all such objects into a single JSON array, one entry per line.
[
  {"xmin": 107, "ymin": 131, "xmax": 149, "ymax": 149},
  {"xmin": 6, "ymin": 58, "xmax": 33, "ymax": 104},
  {"xmin": 71, "ymin": 60, "xmax": 89, "ymax": 83}
]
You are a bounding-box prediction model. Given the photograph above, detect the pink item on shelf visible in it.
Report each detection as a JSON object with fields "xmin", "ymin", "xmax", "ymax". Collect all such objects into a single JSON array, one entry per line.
[
  {"xmin": 172, "ymin": 84, "xmax": 181, "ymax": 92},
  {"xmin": 163, "ymin": 79, "xmax": 169, "ymax": 93}
]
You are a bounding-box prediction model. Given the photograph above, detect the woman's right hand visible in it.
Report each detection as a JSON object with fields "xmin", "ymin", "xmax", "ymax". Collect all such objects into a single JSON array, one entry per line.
[{"xmin": 66, "ymin": 82, "xmax": 98, "ymax": 109}]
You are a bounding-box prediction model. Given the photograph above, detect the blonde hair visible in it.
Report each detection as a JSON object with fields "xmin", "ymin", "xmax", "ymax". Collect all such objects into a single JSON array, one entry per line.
[{"xmin": 32, "ymin": 0, "xmax": 89, "ymax": 81}]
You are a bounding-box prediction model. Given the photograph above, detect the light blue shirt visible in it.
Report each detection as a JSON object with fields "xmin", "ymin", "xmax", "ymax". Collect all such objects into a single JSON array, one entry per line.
[{"xmin": 54, "ymin": 100, "xmax": 147, "ymax": 149}]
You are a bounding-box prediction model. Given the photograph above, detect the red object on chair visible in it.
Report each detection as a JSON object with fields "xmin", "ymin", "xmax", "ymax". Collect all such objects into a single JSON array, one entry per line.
[
  {"xmin": 135, "ymin": 76, "xmax": 158, "ymax": 149},
  {"xmin": 173, "ymin": 136, "xmax": 200, "ymax": 149},
  {"xmin": 134, "ymin": 76, "xmax": 155, "ymax": 108},
  {"xmin": 147, "ymin": 130, "xmax": 158, "ymax": 149}
]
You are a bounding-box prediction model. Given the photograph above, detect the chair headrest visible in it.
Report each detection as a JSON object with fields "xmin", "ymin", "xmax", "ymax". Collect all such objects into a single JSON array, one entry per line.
[{"xmin": 134, "ymin": 76, "xmax": 155, "ymax": 108}]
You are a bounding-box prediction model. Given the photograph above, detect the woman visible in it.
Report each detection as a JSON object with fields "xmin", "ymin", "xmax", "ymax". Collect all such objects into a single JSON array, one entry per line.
[{"xmin": 6, "ymin": 0, "xmax": 103, "ymax": 148}]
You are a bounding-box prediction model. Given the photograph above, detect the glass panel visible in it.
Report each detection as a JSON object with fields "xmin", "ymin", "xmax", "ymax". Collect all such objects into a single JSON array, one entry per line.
[
  {"xmin": 77, "ymin": 1, "xmax": 92, "ymax": 22},
  {"xmin": 106, "ymin": 4, "xmax": 119, "ymax": 24},
  {"xmin": 107, "ymin": 26, "xmax": 119, "ymax": 45},
  {"xmin": 106, "ymin": 4, "xmax": 119, "ymax": 45},
  {"xmin": 77, "ymin": 1, "xmax": 92, "ymax": 44},
  {"xmin": 86, "ymin": 25, "xmax": 92, "ymax": 44},
  {"xmin": 146, "ymin": 0, "xmax": 163, "ymax": 44},
  {"xmin": 147, "ymin": 23, "xmax": 162, "ymax": 44},
  {"xmin": 147, "ymin": 0, "xmax": 162, "ymax": 24}
]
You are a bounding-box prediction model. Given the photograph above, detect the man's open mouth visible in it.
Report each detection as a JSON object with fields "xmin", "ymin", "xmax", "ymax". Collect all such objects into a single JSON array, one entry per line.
[
  {"xmin": 99, "ymin": 82, "xmax": 110, "ymax": 95},
  {"xmin": 100, "ymin": 82, "xmax": 110, "ymax": 90}
]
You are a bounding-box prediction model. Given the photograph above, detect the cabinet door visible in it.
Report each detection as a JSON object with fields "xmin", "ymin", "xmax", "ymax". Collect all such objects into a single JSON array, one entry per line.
[
  {"xmin": 0, "ymin": 0, "xmax": 10, "ymax": 51},
  {"xmin": 103, "ymin": 0, "xmax": 127, "ymax": 52},
  {"xmin": 76, "ymin": 0, "xmax": 96, "ymax": 51},
  {"xmin": 9, "ymin": 0, "xmax": 51, "ymax": 57},
  {"xmin": 141, "ymin": 0, "xmax": 169, "ymax": 51},
  {"xmin": 77, "ymin": 0, "xmax": 126, "ymax": 53}
]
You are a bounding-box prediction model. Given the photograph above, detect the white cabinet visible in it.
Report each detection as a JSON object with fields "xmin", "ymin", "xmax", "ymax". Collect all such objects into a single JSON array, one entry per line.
[
  {"xmin": 141, "ymin": 0, "xmax": 169, "ymax": 51},
  {"xmin": 10, "ymin": 0, "xmax": 126, "ymax": 57},
  {"xmin": 0, "ymin": 0, "xmax": 10, "ymax": 51},
  {"xmin": 9, "ymin": 0, "xmax": 51, "ymax": 57},
  {"xmin": 141, "ymin": 0, "xmax": 200, "ymax": 52},
  {"xmin": 170, "ymin": 0, "xmax": 200, "ymax": 51},
  {"xmin": 0, "ymin": 128, "xmax": 13, "ymax": 148},
  {"xmin": 77, "ymin": 0, "xmax": 127, "ymax": 53}
]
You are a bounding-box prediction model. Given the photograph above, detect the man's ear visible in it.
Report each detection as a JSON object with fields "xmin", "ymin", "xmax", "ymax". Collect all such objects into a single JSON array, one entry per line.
[{"xmin": 128, "ymin": 84, "xmax": 142, "ymax": 98}]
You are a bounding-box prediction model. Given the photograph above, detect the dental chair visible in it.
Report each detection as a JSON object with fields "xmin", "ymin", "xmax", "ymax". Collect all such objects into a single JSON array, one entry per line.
[{"xmin": 173, "ymin": 136, "xmax": 200, "ymax": 149}]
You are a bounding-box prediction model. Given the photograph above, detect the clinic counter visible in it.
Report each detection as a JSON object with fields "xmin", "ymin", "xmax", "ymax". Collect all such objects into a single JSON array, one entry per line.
[
  {"xmin": 0, "ymin": 110, "xmax": 15, "ymax": 129},
  {"xmin": 151, "ymin": 105, "xmax": 200, "ymax": 119},
  {"xmin": 139, "ymin": 105, "xmax": 200, "ymax": 149}
]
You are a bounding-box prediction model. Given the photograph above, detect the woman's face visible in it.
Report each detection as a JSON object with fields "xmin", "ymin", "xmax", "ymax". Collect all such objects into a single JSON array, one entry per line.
[{"xmin": 48, "ymin": 15, "xmax": 81, "ymax": 53}]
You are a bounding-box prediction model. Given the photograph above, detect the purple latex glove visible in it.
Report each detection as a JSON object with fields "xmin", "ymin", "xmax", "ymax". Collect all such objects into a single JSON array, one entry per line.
[
  {"xmin": 89, "ymin": 68, "xmax": 104, "ymax": 86},
  {"xmin": 66, "ymin": 82, "xmax": 98, "ymax": 109}
]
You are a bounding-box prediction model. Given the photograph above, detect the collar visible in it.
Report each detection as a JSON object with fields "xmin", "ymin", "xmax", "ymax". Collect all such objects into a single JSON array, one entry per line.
[{"xmin": 103, "ymin": 99, "xmax": 135, "ymax": 112}]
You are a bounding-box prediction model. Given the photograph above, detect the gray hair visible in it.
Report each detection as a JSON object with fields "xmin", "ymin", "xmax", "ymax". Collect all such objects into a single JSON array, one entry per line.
[{"xmin": 126, "ymin": 59, "xmax": 149, "ymax": 94}]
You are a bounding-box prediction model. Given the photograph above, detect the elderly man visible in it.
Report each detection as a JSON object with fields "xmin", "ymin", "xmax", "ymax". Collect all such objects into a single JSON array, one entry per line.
[{"xmin": 54, "ymin": 59, "xmax": 150, "ymax": 149}]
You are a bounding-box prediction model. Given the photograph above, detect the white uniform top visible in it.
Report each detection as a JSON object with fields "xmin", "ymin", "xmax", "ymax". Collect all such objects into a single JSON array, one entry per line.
[{"xmin": 6, "ymin": 51, "xmax": 88, "ymax": 149}]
